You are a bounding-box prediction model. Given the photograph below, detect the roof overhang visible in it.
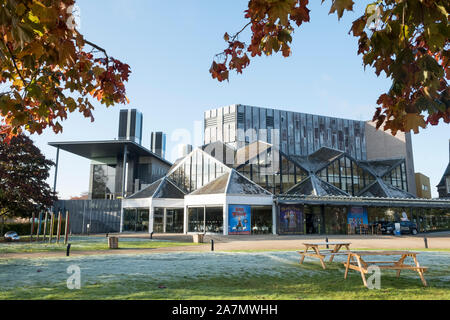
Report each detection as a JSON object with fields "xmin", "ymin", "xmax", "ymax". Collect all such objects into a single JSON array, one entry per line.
[
  {"xmin": 48, "ymin": 140, "xmax": 172, "ymax": 166},
  {"xmin": 277, "ymin": 195, "xmax": 450, "ymax": 208}
]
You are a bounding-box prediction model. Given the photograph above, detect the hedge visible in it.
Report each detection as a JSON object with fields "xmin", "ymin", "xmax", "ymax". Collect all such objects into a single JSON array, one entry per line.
[{"xmin": 1, "ymin": 219, "xmax": 66, "ymax": 236}]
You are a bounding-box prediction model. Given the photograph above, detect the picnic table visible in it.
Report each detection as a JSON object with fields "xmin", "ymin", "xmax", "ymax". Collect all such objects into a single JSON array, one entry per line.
[
  {"xmin": 298, "ymin": 241, "xmax": 351, "ymax": 269},
  {"xmin": 343, "ymin": 251, "xmax": 428, "ymax": 287}
]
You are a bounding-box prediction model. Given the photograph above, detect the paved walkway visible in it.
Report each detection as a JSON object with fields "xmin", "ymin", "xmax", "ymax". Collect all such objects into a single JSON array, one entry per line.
[{"xmin": 1, "ymin": 232, "xmax": 449, "ymax": 260}]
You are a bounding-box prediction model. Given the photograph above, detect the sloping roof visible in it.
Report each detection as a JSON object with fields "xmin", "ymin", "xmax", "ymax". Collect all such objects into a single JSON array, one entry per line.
[
  {"xmin": 189, "ymin": 173, "xmax": 230, "ymax": 195},
  {"xmin": 127, "ymin": 177, "xmax": 186, "ymax": 199},
  {"xmin": 226, "ymin": 170, "xmax": 272, "ymax": 195},
  {"xmin": 437, "ymin": 163, "xmax": 450, "ymax": 187},
  {"xmin": 358, "ymin": 158, "xmax": 403, "ymax": 178},
  {"xmin": 48, "ymin": 140, "xmax": 172, "ymax": 166},
  {"xmin": 358, "ymin": 180, "xmax": 415, "ymax": 199},
  {"xmin": 289, "ymin": 147, "xmax": 343, "ymax": 173},
  {"xmin": 284, "ymin": 175, "xmax": 350, "ymax": 197},
  {"xmin": 189, "ymin": 169, "xmax": 272, "ymax": 196}
]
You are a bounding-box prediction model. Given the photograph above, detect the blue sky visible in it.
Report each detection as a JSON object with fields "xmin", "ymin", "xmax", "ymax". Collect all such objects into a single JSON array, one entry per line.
[{"xmin": 30, "ymin": 0, "xmax": 449, "ymax": 199}]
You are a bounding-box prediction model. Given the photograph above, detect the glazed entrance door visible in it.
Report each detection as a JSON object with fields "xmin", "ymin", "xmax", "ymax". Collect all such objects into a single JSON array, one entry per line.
[
  {"xmin": 305, "ymin": 213, "xmax": 315, "ymax": 234},
  {"xmin": 165, "ymin": 209, "xmax": 184, "ymax": 233}
]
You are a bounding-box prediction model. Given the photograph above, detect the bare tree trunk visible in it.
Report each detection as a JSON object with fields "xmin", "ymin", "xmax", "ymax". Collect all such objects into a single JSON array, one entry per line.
[{"xmin": 0, "ymin": 216, "xmax": 5, "ymax": 236}]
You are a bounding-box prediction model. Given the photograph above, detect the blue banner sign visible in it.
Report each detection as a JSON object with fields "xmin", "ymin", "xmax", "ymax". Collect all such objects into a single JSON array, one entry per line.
[{"xmin": 228, "ymin": 205, "xmax": 251, "ymax": 235}]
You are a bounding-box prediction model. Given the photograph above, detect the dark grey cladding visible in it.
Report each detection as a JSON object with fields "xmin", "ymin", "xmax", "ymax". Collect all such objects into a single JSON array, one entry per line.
[
  {"xmin": 189, "ymin": 173, "xmax": 229, "ymax": 195},
  {"xmin": 289, "ymin": 147, "xmax": 343, "ymax": 173},
  {"xmin": 127, "ymin": 177, "xmax": 185, "ymax": 199},
  {"xmin": 189, "ymin": 170, "xmax": 272, "ymax": 196},
  {"xmin": 437, "ymin": 163, "xmax": 450, "ymax": 187},
  {"xmin": 359, "ymin": 180, "xmax": 415, "ymax": 199},
  {"xmin": 226, "ymin": 170, "xmax": 272, "ymax": 195},
  {"xmin": 284, "ymin": 175, "xmax": 350, "ymax": 197},
  {"xmin": 358, "ymin": 158, "xmax": 404, "ymax": 178}
]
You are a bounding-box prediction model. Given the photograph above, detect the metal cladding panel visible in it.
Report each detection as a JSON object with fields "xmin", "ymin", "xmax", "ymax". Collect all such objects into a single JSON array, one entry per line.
[
  {"xmin": 287, "ymin": 111, "xmax": 294, "ymax": 155},
  {"xmin": 300, "ymin": 113, "xmax": 306, "ymax": 155},
  {"xmin": 130, "ymin": 109, "xmax": 136, "ymax": 138},
  {"xmin": 53, "ymin": 200, "xmax": 122, "ymax": 234},
  {"xmin": 217, "ymin": 107, "xmax": 223, "ymax": 142},
  {"xmin": 319, "ymin": 116, "xmax": 325, "ymax": 147},
  {"xmin": 281, "ymin": 111, "xmax": 288, "ymax": 154},
  {"xmin": 294, "ymin": 113, "xmax": 300, "ymax": 155},
  {"xmin": 349, "ymin": 121, "xmax": 355, "ymax": 157},
  {"xmin": 343, "ymin": 119, "xmax": 349, "ymax": 154},
  {"xmin": 313, "ymin": 115, "xmax": 319, "ymax": 152},
  {"xmin": 204, "ymin": 126, "xmax": 211, "ymax": 145},
  {"xmin": 118, "ymin": 110, "xmax": 127, "ymax": 139},
  {"xmin": 253, "ymin": 106, "xmax": 260, "ymax": 142},
  {"xmin": 245, "ymin": 105, "xmax": 252, "ymax": 142},
  {"xmin": 361, "ymin": 123, "xmax": 367, "ymax": 160},
  {"xmin": 337, "ymin": 118, "xmax": 344, "ymax": 151},
  {"xmin": 306, "ymin": 114, "xmax": 313, "ymax": 154},
  {"xmin": 259, "ymin": 107, "xmax": 267, "ymax": 143},
  {"xmin": 274, "ymin": 109, "xmax": 280, "ymax": 149}
]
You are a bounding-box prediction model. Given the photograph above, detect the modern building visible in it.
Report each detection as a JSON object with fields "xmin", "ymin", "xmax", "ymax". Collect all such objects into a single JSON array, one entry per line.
[
  {"xmin": 50, "ymin": 109, "xmax": 171, "ymax": 200},
  {"xmin": 52, "ymin": 105, "xmax": 450, "ymax": 235},
  {"xmin": 150, "ymin": 131, "xmax": 167, "ymax": 159},
  {"xmin": 415, "ymin": 173, "xmax": 432, "ymax": 199},
  {"xmin": 437, "ymin": 140, "xmax": 450, "ymax": 199},
  {"xmin": 204, "ymin": 104, "xmax": 417, "ymax": 195}
]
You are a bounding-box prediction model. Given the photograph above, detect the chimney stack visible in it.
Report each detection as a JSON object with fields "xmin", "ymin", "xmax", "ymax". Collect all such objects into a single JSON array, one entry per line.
[
  {"xmin": 118, "ymin": 109, "xmax": 143, "ymax": 145},
  {"xmin": 151, "ymin": 132, "xmax": 166, "ymax": 159}
]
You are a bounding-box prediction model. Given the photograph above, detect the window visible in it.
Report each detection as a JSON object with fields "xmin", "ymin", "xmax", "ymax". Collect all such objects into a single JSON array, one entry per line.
[
  {"xmin": 447, "ymin": 177, "xmax": 450, "ymax": 194},
  {"xmin": 318, "ymin": 156, "xmax": 374, "ymax": 195}
]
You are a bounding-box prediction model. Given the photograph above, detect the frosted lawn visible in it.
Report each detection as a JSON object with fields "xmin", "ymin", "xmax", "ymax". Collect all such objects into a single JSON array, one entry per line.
[{"xmin": 0, "ymin": 251, "xmax": 449, "ymax": 290}]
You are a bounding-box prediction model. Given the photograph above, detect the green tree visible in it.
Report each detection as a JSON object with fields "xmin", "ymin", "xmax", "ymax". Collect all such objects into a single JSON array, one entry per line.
[
  {"xmin": 0, "ymin": 0, "xmax": 131, "ymax": 142},
  {"xmin": 0, "ymin": 133, "xmax": 56, "ymax": 223},
  {"xmin": 210, "ymin": 0, "xmax": 449, "ymax": 135}
]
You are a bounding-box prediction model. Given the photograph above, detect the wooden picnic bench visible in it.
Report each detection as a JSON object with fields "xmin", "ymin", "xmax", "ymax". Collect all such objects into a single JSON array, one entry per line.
[
  {"xmin": 343, "ymin": 251, "xmax": 428, "ymax": 287},
  {"xmin": 298, "ymin": 241, "xmax": 351, "ymax": 269}
]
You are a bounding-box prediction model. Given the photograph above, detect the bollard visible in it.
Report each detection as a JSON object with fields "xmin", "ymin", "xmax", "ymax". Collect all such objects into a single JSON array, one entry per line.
[
  {"xmin": 30, "ymin": 212, "xmax": 35, "ymax": 242},
  {"xmin": 66, "ymin": 243, "xmax": 71, "ymax": 256},
  {"xmin": 326, "ymin": 237, "xmax": 329, "ymax": 249},
  {"xmin": 150, "ymin": 232, "xmax": 154, "ymax": 239},
  {"xmin": 424, "ymin": 237, "xmax": 428, "ymax": 249},
  {"xmin": 211, "ymin": 239, "xmax": 214, "ymax": 251}
]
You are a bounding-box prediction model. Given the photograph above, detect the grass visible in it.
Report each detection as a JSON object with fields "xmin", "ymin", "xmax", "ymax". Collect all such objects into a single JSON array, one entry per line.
[
  {"xmin": 1, "ymin": 262, "xmax": 448, "ymax": 300},
  {"xmin": 0, "ymin": 251, "xmax": 449, "ymax": 300},
  {"xmin": 221, "ymin": 248, "xmax": 450, "ymax": 253},
  {"xmin": 0, "ymin": 237, "xmax": 200, "ymax": 254}
]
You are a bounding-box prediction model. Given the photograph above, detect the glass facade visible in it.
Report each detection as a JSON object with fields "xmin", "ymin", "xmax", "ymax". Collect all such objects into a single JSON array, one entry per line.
[
  {"xmin": 251, "ymin": 206, "xmax": 273, "ymax": 234},
  {"xmin": 122, "ymin": 208, "xmax": 149, "ymax": 232},
  {"xmin": 153, "ymin": 208, "xmax": 164, "ymax": 233},
  {"xmin": 324, "ymin": 206, "xmax": 347, "ymax": 235},
  {"xmin": 188, "ymin": 207, "xmax": 224, "ymax": 233},
  {"xmin": 168, "ymin": 149, "xmax": 228, "ymax": 193},
  {"xmin": 205, "ymin": 207, "xmax": 224, "ymax": 233},
  {"xmin": 188, "ymin": 207, "xmax": 205, "ymax": 233},
  {"xmin": 237, "ymin": 152, "xmax": 307, "ymax": 194},
  {"xmin": 318, "ymin": 156, "xmax": 375, "ymax": 195},
  {"xmin": 165, "ymin": 209, "xmax": 184, "ymax": 233},
  {"xmin": 92, "ymin": 164, "xmax": 116, "ymax": 199},
  {"xmin": 382, "ymin": 162, "xmax": 408, "ymax": 191},
  {"xmin": 278, "ymin": 205, "xmax": 304, "ymax": 234}
]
